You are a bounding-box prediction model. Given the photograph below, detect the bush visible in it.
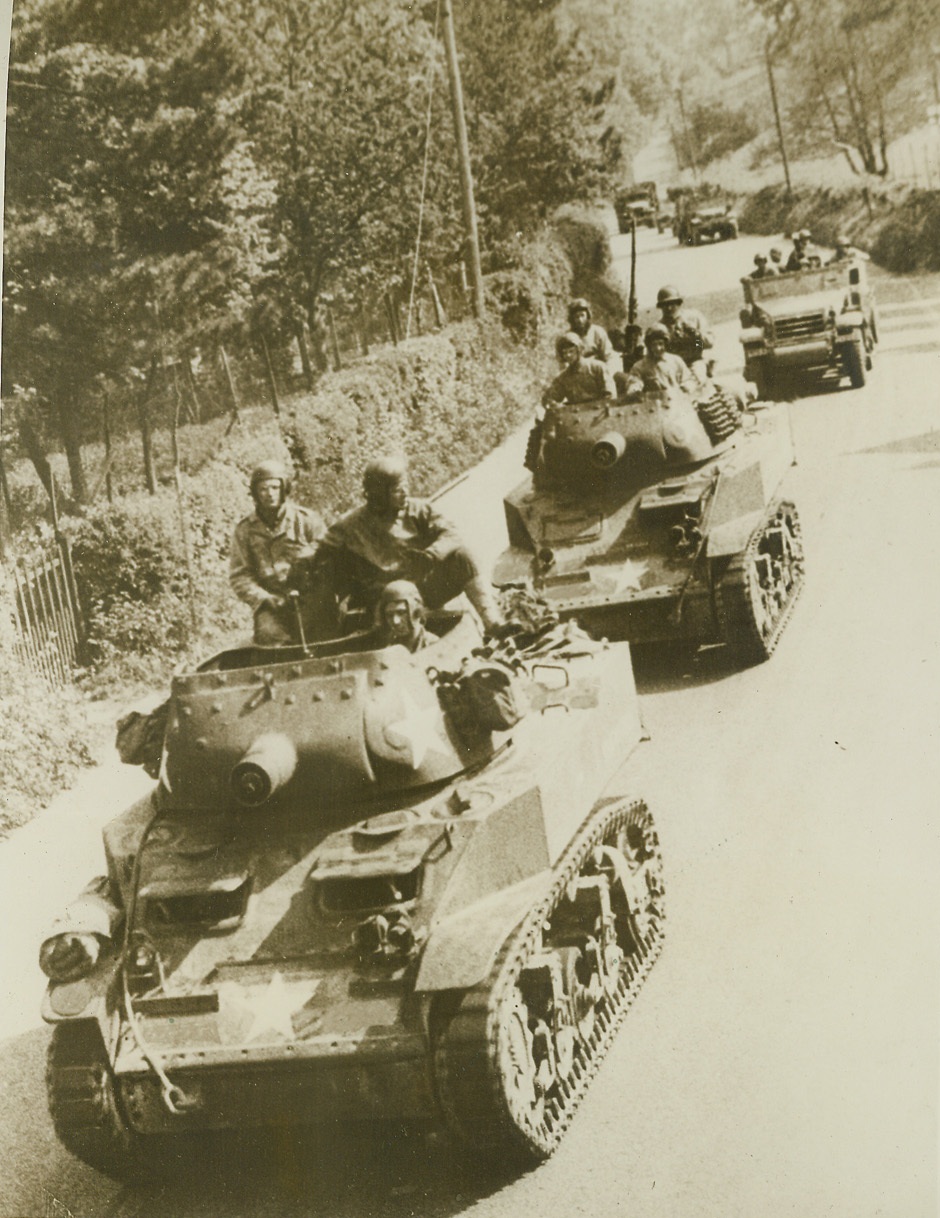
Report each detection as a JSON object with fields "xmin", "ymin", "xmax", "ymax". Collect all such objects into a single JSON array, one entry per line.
[{"xmin": 0, "ymin": 581, "xmax": 95, "ymax": 835}]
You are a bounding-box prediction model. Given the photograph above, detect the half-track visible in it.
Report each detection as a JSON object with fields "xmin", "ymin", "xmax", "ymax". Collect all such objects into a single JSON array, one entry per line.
[
  {"xmin": 41, "ymin": 609, "xmax": 664, "ymax": 1175},
  {"xmin": 739, "ymin": 259, "xmax": 878, "ymax": 398},
  {"xmin": 494, "ymin": 389, "xmax": 804, "ymax": 664}
]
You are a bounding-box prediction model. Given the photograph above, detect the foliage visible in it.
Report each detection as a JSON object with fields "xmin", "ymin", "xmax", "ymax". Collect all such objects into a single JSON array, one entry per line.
[
  {"xmin": 0, "ymin": 579, "xmax": 95, "ymax": 835},
  {"xmin": 677, "ymin": 100, "xmax": 760, "ymax": 170}
]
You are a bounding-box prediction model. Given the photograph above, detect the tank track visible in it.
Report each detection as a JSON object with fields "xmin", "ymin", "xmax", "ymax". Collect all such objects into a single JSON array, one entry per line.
[
  {"xmin": 717, "ymin": 499, "xmax": 804, "ymax": 664},
  {"xmin": 433, "ymin": 797, "xmax": 664, "ymax": 1162},
  {"xmin": 46, "ymin": 1021, "xmax": 168, "ymax": 1180}
]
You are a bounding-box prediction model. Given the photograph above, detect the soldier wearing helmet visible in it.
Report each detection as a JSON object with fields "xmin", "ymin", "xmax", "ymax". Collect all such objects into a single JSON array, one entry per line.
[
  {"xmin": 566, "ymin": 298, "xmax": 616, "ymax": 369},
  {"xmin": 372, "ymin": 580, "xmax": 432, "ymax": 652},
  {"xmin": 618, "ymin": 323, "xmax": 697, "ymax": 399},
  {"xmin": 303, "ymin": 455, "xmax": 504, "ymax": 635},
  {"xmin": 229, "ymin": 458, "xmax": 325, "ymax": 645},
  {"xmin": 751, "ymin": 252, "xmax": 777, "ymax": 279},
  {"xmin": 828, "ymin": 233, "xmax": 865, "ymax": 264},
  {"xmin": 654, "ymin": 285, "xmax": 714, "ymax": 384},
  {"xmin": 543, "ymin": 331, "xmax": 616, "ymax": 406},
  {"xmin": 785, "ymin": 229, "xmax": 814, "ymax": 272},
  {"xmin": 769, "ymin": 246, "xmax": 783, "ymax": 270}
]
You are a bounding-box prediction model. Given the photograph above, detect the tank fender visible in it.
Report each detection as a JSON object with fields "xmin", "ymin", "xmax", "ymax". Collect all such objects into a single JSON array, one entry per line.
[{"xmin": 416, "ymin": 870, "xmax": 551, "ymax": 993}]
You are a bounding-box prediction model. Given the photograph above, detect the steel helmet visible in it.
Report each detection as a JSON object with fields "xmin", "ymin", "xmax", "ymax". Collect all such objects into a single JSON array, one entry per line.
[
  {"xmin": 567, "ymin": 297, "xmax": 592, "ymax": 322},
  {"xmin": 250, "ymin": 459, "xmax": 291, "ymax": 502},
  {"xmin": 656, "ymin": 285, "xmax": 683, "ymax": 307},
  {"xmin": 645, "ymin": 322, "xmax": 670, "ymax": 345},
  {"xmin": 555, "ymin": 331, "xmax": 583, "ymax": 357},
  {"xmin": 754, "ymin": 253, "xmax": 768, "ymax": 265},
  {"xmin": 835, "ymin": 233, "xmax": 850, "ymax": 246}
]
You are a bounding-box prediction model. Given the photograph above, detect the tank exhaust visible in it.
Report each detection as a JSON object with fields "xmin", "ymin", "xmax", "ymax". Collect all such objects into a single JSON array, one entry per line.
[{"xmin": 590, "ymin": 432, "xmax": 627, "ymax": 469}]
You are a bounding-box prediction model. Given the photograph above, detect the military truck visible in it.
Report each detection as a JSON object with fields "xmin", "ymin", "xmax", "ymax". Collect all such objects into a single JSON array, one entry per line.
[
  {"xmin": 739, "ymin": 259, "xmax": 878, "ymax": 398},
  {"xmin": 614, "ymin": 181, "xmax": 666, "ymax": 233},
  {"xmin": 41, "ymin": 608, "xmax": 665, "ymax": 1175},
  {"xmin": 675, "ymin": 197, "xmax": 739, "ymax": 246},
  {"xmin": 495, "ymin": 388, "xmax": 804, "ymax": 665}
]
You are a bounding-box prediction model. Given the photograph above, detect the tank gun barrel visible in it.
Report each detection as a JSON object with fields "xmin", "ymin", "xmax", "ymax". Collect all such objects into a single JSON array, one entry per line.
[
  {"xmin": 591, "ymin": 431, "xmax": 627, "ymax": 469},
  {"xmin": 230, "ymin": 732, "xmax": 298, "ymax": 807}
]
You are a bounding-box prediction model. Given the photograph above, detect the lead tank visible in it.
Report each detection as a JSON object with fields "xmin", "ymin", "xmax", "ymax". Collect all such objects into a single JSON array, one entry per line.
[
  {"xmin": 41, "ymin": 608, "xmax": 664, "ymax": 1175},
  {"xmin": 494, "ymin": 388, "xmax": 804, "ymax": 663}
]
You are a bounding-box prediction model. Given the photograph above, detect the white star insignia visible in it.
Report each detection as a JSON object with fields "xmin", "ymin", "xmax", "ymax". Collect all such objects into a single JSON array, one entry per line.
[
  {"xmin": 218, "ymin": 971, "xmax": 319, "ymax": 1045},
  {"xmin": 384, "ymin": 689, "xmax": 449, "ymax": 769},
  {"xmin": 605, "ymin": 558, "xmax": 648, "ymax": 595}
]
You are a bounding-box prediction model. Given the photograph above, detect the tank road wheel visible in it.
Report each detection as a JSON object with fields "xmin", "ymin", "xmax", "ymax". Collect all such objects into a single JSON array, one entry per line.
[
  {"xmin": 433, "ymin": 798, "xmax": 665, "ymax": 1164},
  {"xmin": 47, "ymin": 1023, "xmax": 144, "ymax": 1179},
  {"xmin": 843, "ymin": 335, "xmax": 867, "ymax": 389},
  {"xmin": 718, "ymin": 500, "xmax": 805, "ymax": 665}
]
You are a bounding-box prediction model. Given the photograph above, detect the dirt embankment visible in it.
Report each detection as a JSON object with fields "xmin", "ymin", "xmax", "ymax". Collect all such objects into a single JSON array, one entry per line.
[{"xmin": 738, "ymin": 182, "xmax": 940, "ymax": 273}]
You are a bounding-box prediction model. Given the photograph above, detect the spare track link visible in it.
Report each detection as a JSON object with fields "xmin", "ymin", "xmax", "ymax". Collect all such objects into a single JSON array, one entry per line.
[
  {"xmin": 433, "ymin": 797, "xmax": 664, "ymax": 1162},
  {"xmin": 717, "ymin": 499, "xmax": 804, "ymax": 664}
]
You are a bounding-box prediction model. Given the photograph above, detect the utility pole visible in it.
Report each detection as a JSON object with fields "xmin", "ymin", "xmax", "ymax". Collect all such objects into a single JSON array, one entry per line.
[
  {"xmin": 675, "ymin": 89, "xmax": 700, "ymax": 185},
  {"xmin": 441, "ymin": 0, "xmax": 485, "ymax": 319},
  {"xmin": 765, "ymin": 41, "xmax": 793, "ymax": 199}
]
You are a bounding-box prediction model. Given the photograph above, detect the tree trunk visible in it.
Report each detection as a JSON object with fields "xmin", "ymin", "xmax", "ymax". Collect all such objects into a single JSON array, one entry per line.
[{"xmin": 54, "ymin": 396, "xmax": 89, "ymax": 504}]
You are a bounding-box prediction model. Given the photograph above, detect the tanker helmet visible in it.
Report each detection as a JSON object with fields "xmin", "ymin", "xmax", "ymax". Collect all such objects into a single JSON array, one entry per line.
[
  {"xmin": 375, "ymin": 580, "xmax": 426, "ymax": 632},
  {"xmin": 363, "ymin": 455, "xmax": 408, "ymax": 508},
  {"xmin": 250, "ymin": 459, "xmax": 291, "ymax": 503},
  {"xmin": 656, "ymin": 285, "xmax": 683, "ymax": 308},
  {"xmin": 567, "ymin": 297, "xmax": 592, "ymax": 323},
  {"xmin": 645, "ymin": 322, "xmax": 670, "ymax": 346},
  {"xmin": 555, "ymin": 331, "xmax": 583, "ymax": 358}
]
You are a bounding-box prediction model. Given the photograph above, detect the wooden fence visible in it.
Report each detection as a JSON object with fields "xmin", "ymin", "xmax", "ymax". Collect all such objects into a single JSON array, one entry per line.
[{"xmin": 9, "ymin": 537, "xmax": 87, "ymax": 685}]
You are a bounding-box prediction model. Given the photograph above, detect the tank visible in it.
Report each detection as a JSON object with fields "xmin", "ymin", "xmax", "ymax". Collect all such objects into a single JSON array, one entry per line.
[
  {"xmin": 493, "ymin": 388, "xmax": 805, "ymax": 663},
  {"xmin": 41, "ymin": 607, "xmax": 664, "ymax": 1176}
]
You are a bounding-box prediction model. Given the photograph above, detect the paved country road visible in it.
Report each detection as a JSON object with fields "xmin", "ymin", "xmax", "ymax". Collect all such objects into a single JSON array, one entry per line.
[{"xmin": 2, "ymin": 227, "xmax": 938, "ymax": 1218}]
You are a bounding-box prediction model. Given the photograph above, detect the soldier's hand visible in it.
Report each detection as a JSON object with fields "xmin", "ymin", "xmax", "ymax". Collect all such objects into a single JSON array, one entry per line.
[
  {"xmin": 39, "ymin": 932, "xmax": 101, "ymax": 982},
  {"xmin": 264, "ymin": 593, "xmax": 287, "ymax": 610}
]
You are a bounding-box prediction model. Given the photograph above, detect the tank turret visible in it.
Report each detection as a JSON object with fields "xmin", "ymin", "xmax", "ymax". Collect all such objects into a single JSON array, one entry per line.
[
  {"xmin": 41, "ymin": 606, "xmax": 665, "ymax": 1175},
  {"xmin": 497, "ymin": 388, "xmax": 805, "ymax": 664}
]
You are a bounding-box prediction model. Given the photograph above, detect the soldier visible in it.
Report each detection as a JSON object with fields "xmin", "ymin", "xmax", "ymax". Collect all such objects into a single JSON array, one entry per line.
[
  {"xmin": 769, "ymin": 246, "xmax": 784, "ymax": 271},
  {"xmin": 542, "ymin": 332, "xmax": 616, "ymax": 405},
  {"xmin": 618, "ymin": 323, "xmax": 698, "ymax": 398},
  {"xmin": 655, "ymin": 285, "xmax": 714, "ymax": 384},
  {"xmin": 372, "ymin": 580, "xmax": 433, "ymax": 652},
  {"xmin": 751, "ymin": 252, "xmax": 777, "ymax": 278},
  {"xmin": 229, "ymin": 459, "xmax": 325, "ymax": 646},
  {"xmin": 566, "ymin": 298, "xmax": 617, "ymax": 369},
  {"xmin": 305, "ymin": 456, "xmax": 504, "ymax": 634},
  {"xmin": 785, "ymin": 229, "xmax": 813, "ymax": 272},
  {"xmin": 828, "ymin": 233, "xmax": 866, "ymax": 264}
]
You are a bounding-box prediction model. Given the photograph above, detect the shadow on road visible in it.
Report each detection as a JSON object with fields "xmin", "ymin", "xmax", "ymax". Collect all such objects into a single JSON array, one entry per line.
[
  {"xmin": 631, "ymin": 641, "xmax": 747, "ymax": 695},
  {"xmin": 0, "ymin": 1024, "xmax": 523, "ymax": 1218}
]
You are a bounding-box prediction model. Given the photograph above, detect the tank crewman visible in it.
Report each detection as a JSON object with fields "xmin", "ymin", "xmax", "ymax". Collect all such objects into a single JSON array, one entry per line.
[
  {"xmin": 566, "ymin": 298, "xmax": 617, "ymax": 370},
  {"xmin": 769, "ymin": 246, "xmax": 784, "ymax": 271},
  {"xmin": 655, "ymin": 285, "xmax": 714, "ymax": 384},
  {"xmin": 751, "ymin": 252, "xmax": 778, "ymax": 278},
  {"xmin": 371, "ymin": 580, "xmax": 433, "ymax": 652},
  {"xmin": 303, "ymin": 456, "xmax": 504, "ymax": 634},
  {"xmin": 618, "ymin": 323, "xmax": 698, "ymax": 398},
  {"xmin": 229, "ymin": 459, "xmax": 325, "ymax": 646},
  {"xmin": 543, "ymin": 332, "xmax": 616, "ymax": 406},
  {"xmin": 785, "ymin": 229, "xmax": 815, "ymax": 271}
]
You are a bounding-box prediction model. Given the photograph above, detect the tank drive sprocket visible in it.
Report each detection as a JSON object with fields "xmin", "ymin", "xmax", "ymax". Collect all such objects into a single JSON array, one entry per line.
[{"xmin": 433, "ymin": 797, "xmax": 664, "ymax": 1162}]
